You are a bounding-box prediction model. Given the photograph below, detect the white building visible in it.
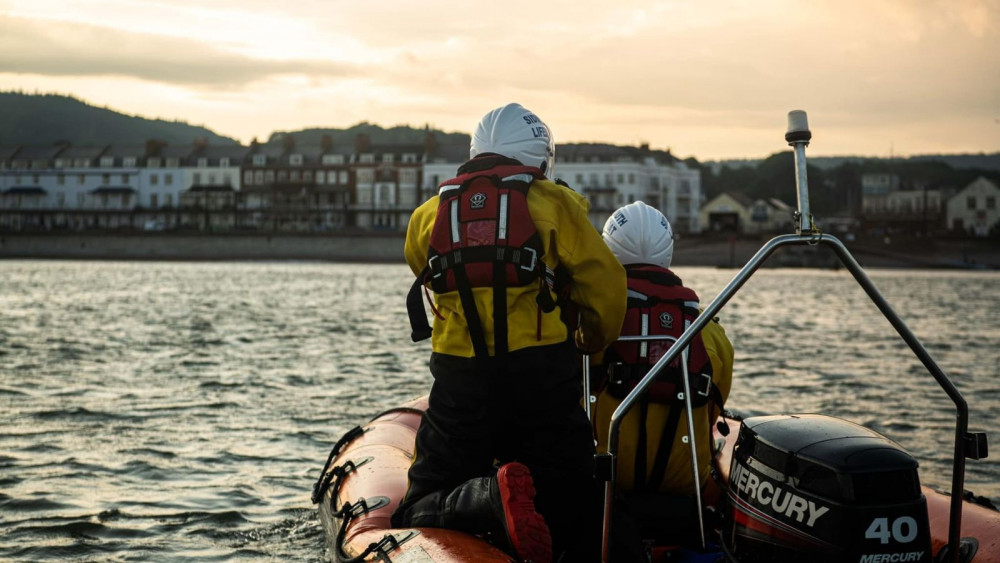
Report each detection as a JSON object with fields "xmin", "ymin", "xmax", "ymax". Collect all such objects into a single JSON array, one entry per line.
[
  {"xmin": 946, "ymin": 176, "xmax": 1000, "ymax": 236},
  {"xmin": 0, "ymin": 143, "xmax": 142, "ymax": 230},
  {"xmin": 0, "ymin": 141, "xmax": 247, "ymax": 231},
  {"xmin": 863, "ymin": 188, "xmax": 942, "ymax": 218},
  {"xmin": 556, "ymin": 144, "xmax": 701, "ymax": 232},
  {"xmin": 354, "ymin": 143, "xmax": 423, "ymax": 231}
]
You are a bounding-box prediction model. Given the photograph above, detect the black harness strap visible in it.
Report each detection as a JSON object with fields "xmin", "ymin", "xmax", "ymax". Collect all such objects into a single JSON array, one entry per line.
[
  {"xmin": 643, "ymin": 372, "xmax": 724, "ymax": 493},
  {"xmin": 634, "ymin": 396, "xmax": 650, "ymax": 492},
  {"xmin": 452, "ymin": 261, "xmax": 490, "ymax": 362},
  {"xmin": 646, "ymin": 396, "xmax": 686, "ymax": 492},
  {"xmin": 492, "ymin": 256, "xmax": 508, "ymax": 364},
  {"xmin": 406, "ymin": 269, "xmax": 433, "ymax": 342}
]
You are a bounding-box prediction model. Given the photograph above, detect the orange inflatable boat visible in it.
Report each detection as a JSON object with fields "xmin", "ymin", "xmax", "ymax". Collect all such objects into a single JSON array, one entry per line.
[{"xmin": 314, "ymin": 398, "xmax": 998, "ymax": 562}]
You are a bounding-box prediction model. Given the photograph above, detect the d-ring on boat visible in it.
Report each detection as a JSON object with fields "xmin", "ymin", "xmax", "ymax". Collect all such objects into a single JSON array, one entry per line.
[{"xmin": 313, "ymin": 111, "xmax": 999, "ymax": 562}]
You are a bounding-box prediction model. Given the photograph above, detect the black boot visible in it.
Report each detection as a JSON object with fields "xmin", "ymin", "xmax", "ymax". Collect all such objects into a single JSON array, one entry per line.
[{"xmin": 407, "ymin": 462, "xmax": 553, "ymax": 563}]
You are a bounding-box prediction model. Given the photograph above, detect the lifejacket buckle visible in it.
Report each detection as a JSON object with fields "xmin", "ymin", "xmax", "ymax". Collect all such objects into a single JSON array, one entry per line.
[
  {"xmin": 695, "ymin": 372, "xmax": 712, "ymax": 397},
  {"xmin": 520, "ymin": 247, "xmax": 538, "ymax": 272},
  {"xmin": 427, "ymin": 255, "xmax": 443, "ymax": 279}
]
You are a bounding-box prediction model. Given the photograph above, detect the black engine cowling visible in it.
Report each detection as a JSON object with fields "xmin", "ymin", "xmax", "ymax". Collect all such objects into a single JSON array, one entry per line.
[{"xmin": 722, "ymin": 414, "xmax": 932, "ymax": 563}]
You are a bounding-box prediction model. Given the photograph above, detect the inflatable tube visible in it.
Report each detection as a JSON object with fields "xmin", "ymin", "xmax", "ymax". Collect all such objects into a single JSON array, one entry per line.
[
  {"xmin": 316, "ymin": 402, "xmax": 998, "ymax": 562},
  {"xmin": 315, "ymin": 398, "xmax": 515, "ymax": 562}
]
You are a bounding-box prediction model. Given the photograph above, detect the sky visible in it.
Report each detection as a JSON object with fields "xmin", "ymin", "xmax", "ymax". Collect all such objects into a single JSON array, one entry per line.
[{"xmin": 1, "ymin": 0, "xmax": 998, "ymax": 160}]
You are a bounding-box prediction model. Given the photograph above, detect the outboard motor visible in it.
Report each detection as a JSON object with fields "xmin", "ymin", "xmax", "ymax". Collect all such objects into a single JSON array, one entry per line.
[{"xmin": 722, "ymin": 415, "xmax": 932, "ymax": 563}]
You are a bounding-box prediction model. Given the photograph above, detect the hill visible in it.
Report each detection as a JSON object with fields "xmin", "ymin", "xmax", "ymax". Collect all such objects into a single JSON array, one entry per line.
[
  {"xmin": 707, "ymin": 152, "xmax": 1000, "ymax": 173},
  {"xmin": 266, "ymin": 122, "xmax": 470, "ymax": 147},
  {"xmin": 0, "ymin": 91, "xmax": 239, "ymax": 147}
]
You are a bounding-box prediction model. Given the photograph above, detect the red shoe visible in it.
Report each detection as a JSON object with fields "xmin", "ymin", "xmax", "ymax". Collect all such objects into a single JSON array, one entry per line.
[{"xmin": 494, "ymin": 462, "xmax": 553, "ymax": 563}]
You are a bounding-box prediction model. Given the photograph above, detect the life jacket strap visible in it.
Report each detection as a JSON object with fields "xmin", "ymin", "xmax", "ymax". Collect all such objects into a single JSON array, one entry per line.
[
  {"xmin": 606, "ymin": 363, "xmax": 715, "ymax": 406},
  {"xmin": 428, "ymin": 246, "xmax": 538, "ymax": 280},
  {"xmin": 635, "ymin": 396, "xmax": 650, "ymax": 491},
  {"xmin": 644, "ymin": 396, "xmax": 686, "ymax": 493},
  {"xmin": 452, "ymin": 262, "xmax": 491, "ymax": 362},
  {"xmin": 406, "ymin": 269, "xmax": 433, "ymax": 342},
  {"xmin": 491, "ymin": 259, "xmax": 509, "ymax": 363}
]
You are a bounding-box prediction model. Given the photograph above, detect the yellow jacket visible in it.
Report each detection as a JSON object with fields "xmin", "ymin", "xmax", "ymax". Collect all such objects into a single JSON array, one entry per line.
[
  {"xmin": 592, "ymin": 317, "xmax": 734, "ymax": 495},
  {"xmin": 405, "ymin": 175, "xmax": 627, "ymax": 358}
]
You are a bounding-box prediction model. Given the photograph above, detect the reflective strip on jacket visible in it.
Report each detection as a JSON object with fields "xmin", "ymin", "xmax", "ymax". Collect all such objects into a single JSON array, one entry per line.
[{"xmin": 405, "ymin": 175, "xmax": 627, "ymax": 358}]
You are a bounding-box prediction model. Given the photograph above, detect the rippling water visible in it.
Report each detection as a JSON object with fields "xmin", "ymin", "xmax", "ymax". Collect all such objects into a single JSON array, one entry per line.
[{"xmin": 1, "ymin": 260, "xmax": 997, "ymax": 561}]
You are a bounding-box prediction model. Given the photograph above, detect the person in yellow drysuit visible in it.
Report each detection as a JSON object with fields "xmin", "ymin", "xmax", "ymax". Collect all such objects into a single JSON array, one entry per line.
[
  {"xmin": 592, "ymin": 201, "xmax": 734, "ymax": 558},
  {"xmin": 394, "ymin": 102, "xmax": 627, "ymax": 563}
]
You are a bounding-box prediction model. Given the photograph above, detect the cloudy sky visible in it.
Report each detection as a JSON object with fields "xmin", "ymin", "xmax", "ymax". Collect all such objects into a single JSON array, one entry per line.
[{"xmin": 1, "ymin": 0, "xmax": 998, "ymax": 159}]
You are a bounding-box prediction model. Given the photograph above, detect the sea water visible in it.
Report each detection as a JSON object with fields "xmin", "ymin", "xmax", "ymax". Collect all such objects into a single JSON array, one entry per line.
[{"xmin": 1, "ymin": 261, "xmax": 997, "ymax": 561}]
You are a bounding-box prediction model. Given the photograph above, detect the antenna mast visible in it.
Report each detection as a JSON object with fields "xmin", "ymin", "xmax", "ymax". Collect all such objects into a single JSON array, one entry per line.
[{"xmin": 785, "ymin": 110, "xmax": 816, "ymax": 235}]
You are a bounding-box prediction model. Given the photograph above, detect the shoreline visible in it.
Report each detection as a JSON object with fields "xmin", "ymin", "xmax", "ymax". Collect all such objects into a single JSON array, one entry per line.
[{"xmin": 1, "ymin": 232, "xmax": 997, "ymax": 270}]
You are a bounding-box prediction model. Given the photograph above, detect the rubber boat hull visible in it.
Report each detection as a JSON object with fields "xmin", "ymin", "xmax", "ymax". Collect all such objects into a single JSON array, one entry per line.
[
  {"xmin": 318, "ymin": 398, "xmax": 516, "ymax": 562},
  {"xmin": 317, "ymin": 398, "xmax": 1000, "ymax": 562}
]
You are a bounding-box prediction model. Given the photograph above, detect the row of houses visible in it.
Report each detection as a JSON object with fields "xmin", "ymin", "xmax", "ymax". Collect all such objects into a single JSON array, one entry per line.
[
  {"xmin": 700, "ymin": 175, "xmax": 1000, "ymax": 238},
  {"xmin": 859, "ymin": 173, "xmax": 999, "ymax": 237},
  {"xmin": 0, "ymin": 135, "xmax": 702, "ymax": 234},
  {"xmin": 6, "ymin": 135, "xmax": 994, "ymax": 238}
]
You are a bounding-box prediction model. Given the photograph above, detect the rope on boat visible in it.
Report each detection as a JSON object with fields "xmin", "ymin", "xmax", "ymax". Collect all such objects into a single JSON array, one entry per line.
[
  {"xmin": 314, "ymin": 458, "xmax": 373, "ymax": 508},
  {"xmin": 962, "ymin": 490, "xmax": 998, "ymax": 512},
  {"xmin": 312, "ymin": 425, "xmax": 365, "ymax": 504},
  {"xmin": 335, "ymin": 496, "xmax": 417, "ymax": 562},
  {"xmin": 316, "ymin": 406, "xmax": 428, "ymax": 560},
  {"xmin": 367, "ymin": 405, "xmax": 426, "ymax": 422},
  {"xmin": 313, "ymin": 406, "xmax": 425, "ymax": 504}
]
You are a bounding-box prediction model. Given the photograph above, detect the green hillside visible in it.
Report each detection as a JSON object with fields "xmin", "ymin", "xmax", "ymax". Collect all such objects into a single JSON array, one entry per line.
[{"xmin": 0, "ymin": 91, "xmax": 239, "ymax": 146}]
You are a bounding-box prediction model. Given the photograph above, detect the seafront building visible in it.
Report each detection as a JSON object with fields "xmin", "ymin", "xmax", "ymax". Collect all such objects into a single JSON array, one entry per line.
[
  {"xmin": 0, "ymin": 136, "xmax": 705, "ymax": 234},
  {"xmin": 0, "ymin": 140, "xmax": 244, "ymax": 232},
  {"xmin": 946, "ymin": 177, "xmax": 1000, "ymax": 237},
  {"xmin": 699, "ymin": 192, "xmax": 794, "ymax": 234},
  {"xmin": 556, "ymin": 143, "xmax": 701, "ymax": 232}
]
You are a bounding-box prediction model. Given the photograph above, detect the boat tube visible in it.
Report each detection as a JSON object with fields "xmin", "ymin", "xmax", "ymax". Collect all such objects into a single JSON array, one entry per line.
[
  {"xmin": 314, "ymin": 397, "xmax": 517, "ymax": 562},
  {"xmin": 313, "ymin": 400, "xmax": 998, "ymax": 562}
]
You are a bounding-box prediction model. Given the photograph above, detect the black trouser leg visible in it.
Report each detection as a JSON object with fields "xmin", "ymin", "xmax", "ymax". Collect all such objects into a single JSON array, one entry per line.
[
  {"xmin": 391, "ymin": 361, "xmax": 494, "ymax": 528},
  {"xmin": 391, "ymin": 342, "xmax": 600, "ymax": 561},
  {"xmin": 494, "ymin": 343, "xmax": 601, "ymax": 561}
]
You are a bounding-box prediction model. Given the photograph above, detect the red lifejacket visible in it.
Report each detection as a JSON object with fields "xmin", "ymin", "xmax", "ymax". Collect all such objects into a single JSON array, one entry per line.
[
  {"xmin": 602, "ymin": 264, "xmax": 714, "ymax": 406},
  {"xmin": 406, "ymin": 154, "xmax": 556, "ymax": 361}
]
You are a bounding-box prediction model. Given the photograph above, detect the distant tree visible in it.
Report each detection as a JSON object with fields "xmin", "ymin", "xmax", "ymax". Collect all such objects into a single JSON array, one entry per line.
[
  {"xmin": 828, "ymin": 161, "xmax": 863, "ymax": 215},
  {"xmin": 703, "ymin": 162, "xmax": 757, "ymax": 201}
]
